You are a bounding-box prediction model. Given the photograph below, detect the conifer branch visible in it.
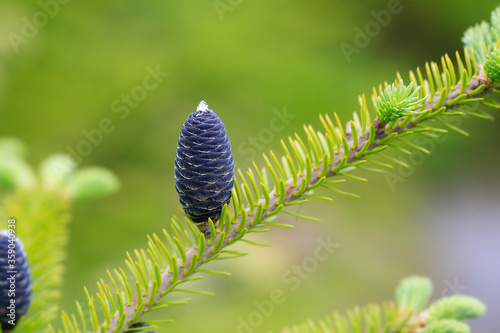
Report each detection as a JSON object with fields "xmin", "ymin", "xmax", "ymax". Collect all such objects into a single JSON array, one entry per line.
[
  {"xmin": 281, "ymin": 276, "xmax": 485, "ymax": 333},
  {"xmin": 103, "ymin": 62, "xmax": 497, "ymax": 333},
  {"xmin": 1, "ymin": 191, "xmax": 71, "ymax": 333},
  {"xmin": 0, "ymin": 140, "xmax": 119, "ymax": 333},
  {"xmin": 54, "ymin": 6, "xmax": 500, "ymax": 332}
]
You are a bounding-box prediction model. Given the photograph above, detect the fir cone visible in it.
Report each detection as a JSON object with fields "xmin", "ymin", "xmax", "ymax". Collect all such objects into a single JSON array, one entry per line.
[
  {"xmin": 128, "ymin": 322, "xmax": 154, "ymax": 332},
  {"xmin": 0, "ymin": 230, "xmax": 32, "ymax": 329},
  {"xmin": 175, "ymin": 100, "xmax": 234, "ymax": 224}
]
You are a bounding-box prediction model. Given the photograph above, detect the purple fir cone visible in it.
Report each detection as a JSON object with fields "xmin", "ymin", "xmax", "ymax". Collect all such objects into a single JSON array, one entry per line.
[
  {"xmin": 128, "ymin": 322, "xmax": 154, "ymax": 332},
  {"xmin": 175, "ymin": 100, "xmax": 234, "ymax": 225},
  {"xmin": 0, "ymin": 230, "xmax": 32, "ymax": 329}
]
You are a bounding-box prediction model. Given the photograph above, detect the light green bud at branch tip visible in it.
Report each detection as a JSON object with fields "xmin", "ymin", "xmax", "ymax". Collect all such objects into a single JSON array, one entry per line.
[
  {"xmin": 421, "ymin": 319, "xmax": 471, "ymax": 333},
  {"xmin": 375, "ymin": 80, "xmax": 428, "ymax": 123},
  {"xmin": 65, "ymin": 167, "xmax": 120, "ymax": 201},
  {"xmin": 426, "ymin": 295, "xmax": 486, "ymax": 323},
  {"xmin": 484, "ymin": 48, "xmax": 500, "ymax": 83},
  {"xmin": 395, "ymin": 275, "xmax": 433, "ymax": 312}
]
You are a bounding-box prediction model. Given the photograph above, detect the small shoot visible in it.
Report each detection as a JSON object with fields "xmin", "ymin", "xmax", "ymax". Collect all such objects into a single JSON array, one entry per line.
[
  {"xmin": 375, "ymin": 80, "xmax": 427, "ymax": 124},
  {"xmin": 395, "ymin": 276, "xmax": 433, "ymax": 312},
  {"xmin": 421, "ymin": 319, "xmax": 470, "ymax": 333},
  {"xmin": 426, "ymin": 295, "xmax": 486, "ymax": 323},
  {"xmin": 484, "ymin": 48, "xmax": 500, "ymax": 83}
]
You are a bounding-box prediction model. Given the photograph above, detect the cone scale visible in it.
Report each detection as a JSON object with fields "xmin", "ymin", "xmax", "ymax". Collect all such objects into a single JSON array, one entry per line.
[{"xmin": 174, "ymin": 101, "xmax": 234, "ymax": 226}]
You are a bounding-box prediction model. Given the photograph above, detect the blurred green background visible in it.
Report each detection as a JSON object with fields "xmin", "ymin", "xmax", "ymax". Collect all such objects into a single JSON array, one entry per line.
[{"xmin": 1, "ymin": 0, "xmax": 500, "ymax": 332}]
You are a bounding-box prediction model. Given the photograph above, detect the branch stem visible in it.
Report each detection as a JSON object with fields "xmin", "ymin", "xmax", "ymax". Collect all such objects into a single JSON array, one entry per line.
[{"xmin": 107, "ymin": 69, "xmax": 492, "ymax": 332}]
